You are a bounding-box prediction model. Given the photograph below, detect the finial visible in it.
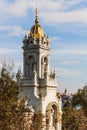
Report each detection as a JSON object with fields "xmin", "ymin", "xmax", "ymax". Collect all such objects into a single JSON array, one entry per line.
[
  {"xmin": 23, "ymin": 32, "xmax": 28, "ymax": 43},
  {"xmin": 65, "ymin": 88, "xmax": 67, "ymax": 94},
  {"xmin": 35, "ymin": 8, "xmax": 39, "ymax": 24},
  {"xmin": 36, "ymin": 8, "xmax": 38, "ymax": 17},
  {"xmin": 25, "ymin": 32, "xmax": 27, "ymax": 38}
]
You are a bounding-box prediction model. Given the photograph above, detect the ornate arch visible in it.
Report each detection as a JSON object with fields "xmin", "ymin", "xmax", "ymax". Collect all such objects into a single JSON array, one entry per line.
[
  {"xmin": 46, "ymin": 102, "xmax": 59, "ymax": 130},
  {"xmin": 41, "ymin": 55, "xmax": 48, "ymax": 78},
  {"xmin": 25, "ymin": 54, "xmax": 35, "ymax": 79}
]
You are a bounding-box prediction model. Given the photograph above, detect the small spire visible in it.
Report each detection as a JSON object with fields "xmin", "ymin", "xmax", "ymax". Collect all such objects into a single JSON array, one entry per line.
[
  {"xmin": 24, "ymin": 32, "xmax": 27, "ymax": 38},
  {"xmin": 65, "ymin": 88, "xmax": 67, "ymax": 94},
  {"xmin": 35, "ymin": 8, "xmax": 39, "ymax": 24},
  {"xmin": 36, "ymin": 8, "xmax": 38, "ymax": 17}
]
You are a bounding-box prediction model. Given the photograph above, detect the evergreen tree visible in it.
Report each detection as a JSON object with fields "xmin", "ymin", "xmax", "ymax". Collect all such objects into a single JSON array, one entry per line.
[{"xmin": 0, "ymin": 66, "xmax": 23, "ymax": 130}]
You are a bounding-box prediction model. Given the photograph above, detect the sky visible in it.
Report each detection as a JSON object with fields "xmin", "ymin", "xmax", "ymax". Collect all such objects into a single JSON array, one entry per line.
[{"xmin": 0, "ymin": 0, "xmax": 87, "ymax": 93}]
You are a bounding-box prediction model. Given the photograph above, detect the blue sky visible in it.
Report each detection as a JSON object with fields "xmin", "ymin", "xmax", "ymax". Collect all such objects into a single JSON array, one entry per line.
[{"xmin": 0, "ymin": 0, "xmax": 87, "ymax": 93}]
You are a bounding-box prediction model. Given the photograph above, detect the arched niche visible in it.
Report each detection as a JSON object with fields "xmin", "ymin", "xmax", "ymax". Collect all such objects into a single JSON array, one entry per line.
[
  {"xmin": 25, "ymin": 55, "xmax": 35, "ymax": 79},
  {"xmin": 41, "ymin": 55, "xmax": 48, "ymax": 78},
  {"xmin": 46, "ymin": 102, "xmax": 59, "ymax": 130}
]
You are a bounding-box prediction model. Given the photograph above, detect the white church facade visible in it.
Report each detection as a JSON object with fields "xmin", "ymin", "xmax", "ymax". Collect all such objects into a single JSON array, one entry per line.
[{"xmin": 21, "ymin": 8, "xmax": 62, "ymax": 130}]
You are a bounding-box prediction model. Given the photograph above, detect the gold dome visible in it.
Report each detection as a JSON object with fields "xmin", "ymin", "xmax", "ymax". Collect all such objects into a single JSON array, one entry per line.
[
  {"xmin": 30, "ymin": 8, "xmax": 45, "ymax": 39},
  {"xmin": 30, "ymin": 24, "xmax": 44, "ymax": 39}
]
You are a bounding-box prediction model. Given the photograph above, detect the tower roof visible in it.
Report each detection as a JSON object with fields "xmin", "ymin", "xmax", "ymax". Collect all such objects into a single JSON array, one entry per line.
[{"xmin": 30, "ymin": 8, "xmax": 45, "ymax": 39}]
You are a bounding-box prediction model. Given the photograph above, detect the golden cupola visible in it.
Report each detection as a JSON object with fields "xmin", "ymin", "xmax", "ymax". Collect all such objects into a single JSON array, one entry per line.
[{"xmin": 30, "ymin": 8, "xmax": 45, "ymax": 39}]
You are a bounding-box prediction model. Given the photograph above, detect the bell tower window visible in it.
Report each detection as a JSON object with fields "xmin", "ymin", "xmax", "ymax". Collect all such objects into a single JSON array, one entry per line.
[
  {"xmin": 25, "ymin": 55, "xmax": 35, "ymax": 79},
  {"xmin": 41, "ymin": 56, "xmax": 48, "ymax": 78}
]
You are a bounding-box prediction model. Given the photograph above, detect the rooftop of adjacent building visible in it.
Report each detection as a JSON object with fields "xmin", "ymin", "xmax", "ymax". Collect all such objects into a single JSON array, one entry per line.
[{"xmin": 61, "ymin": 89, "xmax": 72, "ymax": 108}]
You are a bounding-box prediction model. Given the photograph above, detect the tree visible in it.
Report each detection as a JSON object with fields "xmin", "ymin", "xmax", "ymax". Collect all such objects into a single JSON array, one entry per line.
[
  {"xmin": 0, "ymin": 65, "xmax": 23, "ymax": 130},
  {"xmin": 62, "ymin": 108, "xmax": 87, "ymax": 130},
  {"xmin": 62, "ymin": 86, "xmax": 87, "ymax": 130},
  {"xmin": 0, "ymin": 65, "xmax": 47, "ymax": 130},
  {"xmin": 72, "ymin": 85, "xmax": 87, "ymax": 116}
]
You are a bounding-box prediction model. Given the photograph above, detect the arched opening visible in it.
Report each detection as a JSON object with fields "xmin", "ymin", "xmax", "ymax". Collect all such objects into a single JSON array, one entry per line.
[
  {"xmin": 52, "ymin": 105, "xmax": 57, "ymax": 128},
  {"xmin": 41, "ymin": 56, "xmax": 48, "ymax": 78},
  {"xmin": 46, "ymin": 103, "xmax": 59, "ymax": 130},
  {"xmin": 25, "ymin": 55, "xmax": 35, "ymax": 79}
]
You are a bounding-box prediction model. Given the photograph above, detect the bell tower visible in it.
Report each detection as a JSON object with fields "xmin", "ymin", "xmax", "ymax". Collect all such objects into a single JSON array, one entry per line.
[
  {"xmin": 22, "ymin": 8, "xmax": 62, "ymax": 130},
  {"xmin": 23, "ymin": 8, "xmax": 50, "ymax": 80}
]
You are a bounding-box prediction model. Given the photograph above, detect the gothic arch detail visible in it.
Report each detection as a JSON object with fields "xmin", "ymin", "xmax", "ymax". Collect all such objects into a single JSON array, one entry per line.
[
  {"xmin": 46, "ymin": 102, "xmax": 59, "ymax": 130},
  {"xmin": 25, "ymin": 55, "xmax": 35, "ymax": 79},
  {"xmin": 41, "ymin": 55, "xmax": 48, "ymax": 78}
]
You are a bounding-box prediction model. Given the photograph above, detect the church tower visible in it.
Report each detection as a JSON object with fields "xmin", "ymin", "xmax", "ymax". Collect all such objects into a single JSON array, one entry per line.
[{"xmin": 22, "ymin": 8, "xmax": 62, "ymax": 130}]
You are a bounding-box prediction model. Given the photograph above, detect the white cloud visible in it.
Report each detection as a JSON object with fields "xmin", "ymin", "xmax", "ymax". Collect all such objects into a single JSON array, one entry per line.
[
  {"xmin": 0, "ymin": 26, "xmax": 28, "ymax": 36},
  {"xmin": 60, "ymin": 61, "xmax": 78, "ymax": 65},
  {"xmin": 0, "ymin": 0, "xmax": 29, "ymax": 17},
  {"xmin": 50, "ymin": 36, "xmax": 62, "ymax": 41},
  {"xmin": 37, "ymin": 0, "xmax": 87, "ymax": 24},
  {"xmin": 0, "ymin": 0, "xmax": 87, "ymax": 24},
  {"xmin": 52, "ymin": 48, "xmax": 87, "ymax": 56},
  {"xmin": 38, "ymin": 0, "xmax": 84, "ymax": 12},
  {"xmin": 64, "ymin": 0, "xmax": 83, "ymax": 7},
  {"xmin": 57, "ymin": 67, "xmax": 83, "ymax": 76},
  {"xmin": 0, "ymin": 48, "xmax": 23, "ymax": 72},
  {"xmin": 53, "ymin": 23, "xmax": 87, "ymax": 37},
  {"xmin": 0, "ymin": 0, "xmax": 36, "ymax": 18},
  {"xmin": 41, "ymin": 8, "xmax": 87, "ymax": 24},
  {"xmin": 0, "ymin": 48, "xmax": 21, "ymax": 55}
]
